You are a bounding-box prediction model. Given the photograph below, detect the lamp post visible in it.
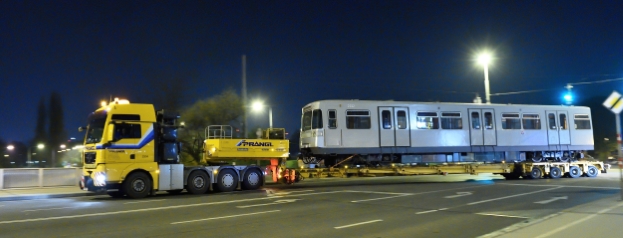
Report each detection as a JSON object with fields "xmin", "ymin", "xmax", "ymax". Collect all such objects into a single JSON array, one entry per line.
[
  {"xmin": 252, "ymin": 101, "xmax": 273, "ymax": 129},
  {"xmin": 477, "ymin": 52, "xmax": 493, "ymax": 104},
  {"xmin": 28, "ymin": 143, "xmax": 45, "ymax": 167}
]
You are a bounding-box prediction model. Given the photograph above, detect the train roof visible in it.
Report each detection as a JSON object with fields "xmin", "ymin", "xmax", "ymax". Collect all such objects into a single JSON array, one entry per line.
[{"xmin": 305, "ymin": 99, "xmax": 590, "ymax": 110}]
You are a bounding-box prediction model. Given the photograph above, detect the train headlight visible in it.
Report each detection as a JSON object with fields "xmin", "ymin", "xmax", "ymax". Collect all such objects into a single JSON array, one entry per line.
[{"xmin": 94, "ymin": 172, "xmax": 107, "ymax": 187}]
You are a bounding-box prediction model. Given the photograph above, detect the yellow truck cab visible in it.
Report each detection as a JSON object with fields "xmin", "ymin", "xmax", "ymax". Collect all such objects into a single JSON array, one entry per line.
[{"xmin": 79, "ymin": 98, "xmax": 289, "ymax": 198}]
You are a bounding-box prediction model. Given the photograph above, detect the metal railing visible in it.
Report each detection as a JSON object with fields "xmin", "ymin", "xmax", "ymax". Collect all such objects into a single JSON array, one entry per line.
[{"xmin": 0, "ymin": 168, "xmax": 80, "ymax": 189}]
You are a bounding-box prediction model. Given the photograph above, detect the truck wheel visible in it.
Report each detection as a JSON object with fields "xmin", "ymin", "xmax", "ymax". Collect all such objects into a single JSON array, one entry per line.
[
  {"xmin": 215, "ymin": 169, "xmax": 239, "ymax": 192},
  {"xmin": 524, "ymin": 167, "xmax": 542, "ymax": 179},
  {"xmin": 585, "ymin": 166, "xmax": 598, "ymax": 177},
  {"xmin": 107, "ymin": 191, "xmax": 125, "ymax": 198},
  {"xmin": 568, "ymin": 166, "xmax": 581, "ymax": 178},
  {"xmin": 241, "ymin": 169, "xmax": 262, "ymax": 190},
  {"xmin": 186, "ymin": 170, "xmax": 209, "ymax": 194},
  {"xmin": 549, "ymin": 167, "xmax": 562, "ymax": 179},
  {"xmin": 124, "ymin": 172, "xmax": 151, "ymax": 199}
]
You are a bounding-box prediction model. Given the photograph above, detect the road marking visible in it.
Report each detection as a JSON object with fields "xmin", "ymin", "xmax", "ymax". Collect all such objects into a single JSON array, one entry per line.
[
  {"xmin": 237, "ymin": 199, "xmax": 300, "ymax": 208},
  {"xmin": 534, "ymin": 196, "xmax": 568, "ymax": 204},
  {"xmin": 351, "ymin": 194, "xmax": 412, "ymax": 203},
  {"xmin": 502, "ymin": 183, "xmax": 619, "ymax": 189},
  {"xmin": 534, "ymin": 201, "xmax": 623, "ymax": 238},
  {"xmin": 416, "ymin": 208, "xmax": 447, "ymax": 214},
  {"xmin": 271, "ymin": 189, "xmax": 314, "ymax": 195},
  {"xmin": 23, "ymin": 207, "xmax": 75, "ymax": 212},
  {"xmin": 467, "ymin": 187, "xmax": 562, "ymax": 205},
  {"xmin": 476, "ymin": 213, "xmax": 528, "ymax": 219},
  {"xmin": 445, "ymin": 192, "xmax": 473, "ymax": 198},
  {"xmin": 124, "ymin": 199, "xmax": 167, "ymax": 204},
  {"xmin": 0, "ymin": 196, "xmax": 284, "ymax": 224},
  {"xmin": 343, "ymin": 190, "xmax": 413, "ymax": 195},
  {"xmin": 334, "ymin": 219, "xmax": 383, "ymax": 229},
  {"xmin": 171, "ymin": 210, "xmax": 280, "ymax": 224}
]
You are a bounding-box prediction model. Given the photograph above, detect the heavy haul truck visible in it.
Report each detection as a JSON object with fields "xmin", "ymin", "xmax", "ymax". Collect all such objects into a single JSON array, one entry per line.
[
  {"xmin": 79, "ymin": 99, "xmax": 609, "ymax": 199},
  {"xmin": 79, "ymin": 99, "xmax": 289, "ymax": 198}
]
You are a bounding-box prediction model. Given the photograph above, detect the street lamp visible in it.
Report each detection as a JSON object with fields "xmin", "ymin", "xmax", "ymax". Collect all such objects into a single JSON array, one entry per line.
[
  {"xmin": 27, "ymin": 143, "xmax": 45, "ymax": 166},
  {"xmin": 251, "ymin": 101, "xmax": 273, "ymax": 129},
  {"xmin": 477, "ymin": 52, "xmax": 493, "ymax": 104}
]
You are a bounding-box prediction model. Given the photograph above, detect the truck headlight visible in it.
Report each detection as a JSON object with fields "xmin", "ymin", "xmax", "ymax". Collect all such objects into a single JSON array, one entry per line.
[{"xmin": 94, "ymin": 172, "xmax": 107, "ymax": 187}]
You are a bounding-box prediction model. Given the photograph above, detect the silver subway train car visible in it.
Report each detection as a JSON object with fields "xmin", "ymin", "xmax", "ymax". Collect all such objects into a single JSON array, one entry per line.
[{"xmin": 299, "ymin": 100, "xmax": 594, "ymax": 166}]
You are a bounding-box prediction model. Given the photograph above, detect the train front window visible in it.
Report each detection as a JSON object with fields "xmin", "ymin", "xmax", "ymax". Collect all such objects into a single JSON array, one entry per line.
[
  {"xmin": 85, "ymin": 111, "xmax": 107, "ymax": 143},
  {"xmin": 302, "ymin": 110, "xmax": 312, "ymax": 131}
]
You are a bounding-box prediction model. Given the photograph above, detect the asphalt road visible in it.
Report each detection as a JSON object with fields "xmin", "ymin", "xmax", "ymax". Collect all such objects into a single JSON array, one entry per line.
[{"xmin": 0, "ymin": 173, "xmax": 620, "ymax": 238}]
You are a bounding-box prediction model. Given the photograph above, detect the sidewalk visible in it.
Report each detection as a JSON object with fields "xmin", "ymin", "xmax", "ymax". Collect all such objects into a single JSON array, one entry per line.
[
  {"xmin": 0, "ymin": 186, "xmax": 93, "ymax": 201},
  {"xmin": 486, "ymin": 193, "xmax": 623, "ymax": 237}
]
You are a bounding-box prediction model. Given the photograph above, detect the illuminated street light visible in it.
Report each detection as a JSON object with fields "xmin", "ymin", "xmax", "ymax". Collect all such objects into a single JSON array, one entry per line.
[
  {"xmin": 476, "ymin": 52, "xmax": 493, "ymax": 104},
  {"xmin": 6, "ymin": 145, "xmax": 14, "ymax": 150},
  {"xmin": 252, "ymin": 101, "xmax": 273, "ymax": 129}
]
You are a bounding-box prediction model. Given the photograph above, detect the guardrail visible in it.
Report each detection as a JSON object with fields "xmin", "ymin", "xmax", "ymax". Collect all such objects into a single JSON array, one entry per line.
[{"xmin": 0, "ymin": 168, "xmax": 81, "ymax": 189}]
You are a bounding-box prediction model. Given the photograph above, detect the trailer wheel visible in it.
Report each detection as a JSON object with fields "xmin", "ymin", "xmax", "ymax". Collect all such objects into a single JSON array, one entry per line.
[
  {"xmin": 124, "ymin": 172, "xmax": 151, "ymax": 199},
  {"xmin": 241, "ymin": 169, "xmax": 262, "ymax": 190},
  {"xmin": 186, "ymin": 170, "xmax": 210, "ymax": 194},
  {"xmin": 549, "ymin": 167, "xmax": 562, "ymax": 179},
  {"xmin": 215, "ymin": 169, "xmax": 239, "ymax": 192},
  {"xmin": 524, "ymin": 167, "xmax": 542, "ymax": 179},
  {"xmin": 585, "ymin": 166, "xmax": 598, "ymax": 177},
  {"xmin": 567, "ymin": 166, "xmax": 581, "ymax": 178}
]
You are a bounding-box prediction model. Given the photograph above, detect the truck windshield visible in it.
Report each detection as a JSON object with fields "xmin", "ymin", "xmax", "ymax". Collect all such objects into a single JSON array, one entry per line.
[{"xmin": 85, "ymin": 111, "xmax": 107, "ymax": 143}]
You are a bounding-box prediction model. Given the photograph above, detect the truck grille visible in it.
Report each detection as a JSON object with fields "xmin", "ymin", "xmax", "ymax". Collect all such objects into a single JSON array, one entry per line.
[{"xmin": 84, "ymin": 152, "xmax": 96, "ymax": 164}]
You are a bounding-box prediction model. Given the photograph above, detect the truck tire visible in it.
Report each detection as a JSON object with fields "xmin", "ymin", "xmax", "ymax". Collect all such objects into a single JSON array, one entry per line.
[
  {"xmin": 548, "ymin": 167, "xmax": 562, "ymax": 179},
  {"xmin": 524, "ymin": 167, "xmax": 542, "ymax": 179},
  {"xmin": 241, "ymin": 169, "xmax": 263, "ymax": 190},
  {"xmin": 585, "ymin": 166, "xmax": 598, "ymax": 177},
  {"xmin": 215, "ymin": 169, "xmax": 238, "ymax": 192},
  {"xmin": 186, "ymin": 170, "xmax": 210, "ymax": 194},
  {"xmin": 124, "ymin": 172, "xmax": 152, "ymax": 199},
  {"xmin": 567, "ymin": 166, "xmax": 581, "ymax": 178}
]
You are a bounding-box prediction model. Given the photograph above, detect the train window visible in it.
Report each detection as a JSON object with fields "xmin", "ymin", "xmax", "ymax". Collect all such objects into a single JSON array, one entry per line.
[
  {"xmin": 328, "ymin": 110, "xmax": 337, "ymax": 129},
  {"xmin": 548, "ymin": 113, "xmax": 557, "ymax": 130},
  {"xmin": 501, "ymin": 113, "xmax": 521, "ymax": 129},
  {"xmin": 416, "ymin": 112, "xmax": 439, "ymax": 129},
  {"xmin": 441, "ymin": 112, "xmax": 462, "ymax": 129},
  {"xmin": 382, "ymin": 110, "xmax": 392, "ymax": 129},
  {"xmin": 484, "ymin": 112, "xmax": 494, "ymax": 129},
  {"xmin": 397, "ymin": 110, "xmax": 407, "ymax": 129},
  {"xmin": 302, "ymin": 110, "xmax": 312, "ymax": 131},
  {"xmin": 522, "ymin": 114, "xmax": 541, "ymax": 130},
  {"xmin": 312, "ymin": 109, "xmax": 323, "ymax": 129},
  {"xmin": 574, "ymin": 114, "xmax": 591, "ymax": 129},
  {"xmin": 471, "ymin": 112, "xmax": 480, "ymax": 129},
  {"xmin": 346, "ymin": 110, "xmax": 371, "ymax": 129},
  {"xmin": 559, "ymin": 113, "xmax": 568, "ymax": 130}
]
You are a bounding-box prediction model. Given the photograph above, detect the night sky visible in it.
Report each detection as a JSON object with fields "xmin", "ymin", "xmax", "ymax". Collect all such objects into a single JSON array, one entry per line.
[{"xmin": 1, "ymin": 1, "xmax": 622, "ymax": 144}]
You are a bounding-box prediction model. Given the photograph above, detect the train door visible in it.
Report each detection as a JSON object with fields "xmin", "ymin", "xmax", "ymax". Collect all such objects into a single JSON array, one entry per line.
[
  {"xmin": 546, "ymin": 111, "xmax": 571, "ymax": 145},
  {"xmin": 468, "ymin": 109, "xmax": 497, "ymax": 146},
  {"xmin": 378, "ymin": 107, "xmax": 410, "ymax": 147},
  {"xmin": 323, "ymin": 109, "xmax": 342, "ymax": 146}
]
